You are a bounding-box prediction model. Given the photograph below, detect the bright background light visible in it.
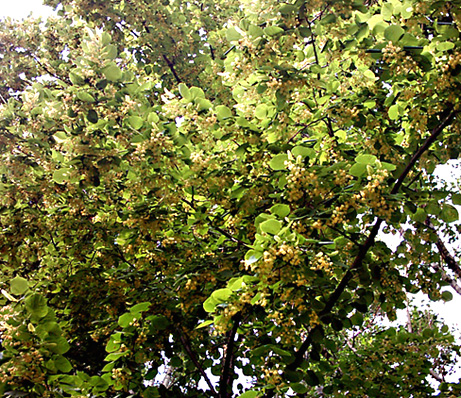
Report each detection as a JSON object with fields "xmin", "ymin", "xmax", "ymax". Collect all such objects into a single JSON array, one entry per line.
[{"xmin": 1, "ymin": 0, "xmax": 56, "ymax": 20}]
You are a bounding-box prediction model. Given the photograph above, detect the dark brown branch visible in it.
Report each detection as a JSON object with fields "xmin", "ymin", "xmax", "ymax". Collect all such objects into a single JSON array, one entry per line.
[
  {"xmin": 139, "ymin": 22, "xmax": 182, "ymax": 83},
  {"xmin": 431, "ymin": 262, "xmax": 461, "ymax": 295},
  {"xmin": 390, "ymin": 107, "xmax": 457, "ymax": 195},
  {"xmin": 178, "ymin": 329, "xmax": 218, "ymax": 396},
  {"xmin": 162, "ymin": 54, "xmax": 182, "ymax": 84},
  {"xmin": 435, "ymin": 237, "xmax": 461, "ymax": 279},
  {"xmin": 209, "ymin": 44, "xmax": 216, "ymax": 60},
  {"xmin": 33, "ymin": 55, "xmax": 71, "ymax": 85},
  {"xmin": 219, "ymin": 314, "xmax": 241, "ymax": 398},
  {"xmin": 425, "ymin": 217, "xmax": 461, "ymax": 280}
]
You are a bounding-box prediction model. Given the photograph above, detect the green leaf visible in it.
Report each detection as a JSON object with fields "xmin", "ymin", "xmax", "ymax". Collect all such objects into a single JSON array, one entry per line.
[
  {"xmin": 149, "ymin": 315, "xmax": 170, "ymax": 330},
  {"xmin": 441, "ymin": 290, "xmax": 453, "ymax": 302},
  {"xmin": 350, "ymin": 312, "xmax": 364, "ymax": 326},
  {"xmin": 178, "ymin": 83, "xmax": 191, "ymax": 100},
  {"xmin": 130, "ymin": 302, "xmax": 151, "ymax": 314},
  {"xmin": 384, "ymin": 25, "xmax": 405, "ymax": 43},
  {"xmin": 87, "ymin": 109, "xmax": 98, "ymax": 123},
  {"xmin": 101, "ymin": 32, "xmax": 111, "ymax": 45},
  {"xmin": 211, "ymin": 288, "xmax": 233, "ymax": 303},
  {"xmin": 190, "ymin": 87, "xmax": 205, "ymax": 99},
  {"xmin": 69, "ymin": 72, "xmax": 85, "ymax": 85},
  {"xmin": 381, "ymin": 2, "xmax": 393, "ymax": 20},
  {"xmin": 118, "ymin": 312, "xmax": 135, "ymax": 328},
  {"xmin": 255, "ymin": 104, "xmax": 269, "ymax": 120},
  {"xmin": 25, "ymin": 294, "xmax": 49, "ymax": 318},
  {"xmin": 127, "ymin": 116, "xmax": 143, "ymax": 130},
  {"xmin": 292, "ymin": 146, "xmax": 315, "ymax": 159},
  {"xmin": 270, "ymin": 204, "xmax": 290, "ymax": 218},
  {"xmin": 260, "ymin": 219, "xmax": 282, "ymax": 235},
  {"xmin": 290, "ymin": 382, "xmax": 308, "ymax": 394},
  {"xmin": 105, "ymin": 352, "xmax": 127, "ymax": 361},
  {"xmin": 76, "ymin": 91, "xmax": 96, "ymax": 103},
  {"xmin": 103, "ymin": 63, "xmax": 123, "ymax": 82},
  {"xmin": 90, "ymin": 375, "xmax": 110, "ymax": 391},
  {"xmin": 53, "ymin": 168, "xmax": 72, "ymax": 184},
  {"xmin": 47, "ymin": 337, "xmax": 70, "ymax": 354},
  {"xmin": 237, "ymin": 391, "xmax": 258, "ymax": 398},
  {"xmin": 248, "ymin": 24, "xmax": 264, "ymax": 39},
  {"xmin": 102, "ymin": 44, "xmax": 117, "ymax": 59},
  {"xmin": 452, "ymin": 194, "xmax": 461, "ymax": 205},
  {"xmin": 196, "ymin": 320, "xmax": 214, "ymax": 329},
  {"xmin": 10, "ymin": 276, "xmax": 29, "ymax": 295},
  {"xmin": 106, "ymin": 339, "xmax": 120, "ymax": 353},
  {"xmin": 53, "ymin": 355, "xmax": 72, "ymax": 373},
  {"xmin": 381, "ymin": 162, "xmax": 396, "ymax": 171},
  {"xmin": 196, "ymin": 98, "xmax": 212, "ymax": 111},
  {"xmin": 412, "ymin": 208, "xmax": 426, "ymax": 223},
  {"xmin": 226, "ymin": 27, "xmax": 242, "ymax": 41},
  {"xmin": 245, "ymin": 250, "xmax": 262, "ymax": 265},
  {"xmin": 264, "ymin": 26, "xmax": 284, "ymax": 36},
  {"xmin": 388, "ymin": 104, "xmax": 401, "ymax": 120},
  {"xmin": 269, "ymin": 154, "xmax": 288, "ymax": 170},
  {"xmin": 216, "ymin": 105, "xmax": 233, "ymax": 121},
  {"xmin": 355, "ymin": 154, "xmax": 377, "ymax": 164},
  {"xmin": 203, "ymin": 297, "xmax": 218, "ymax": 313},
  {"xmin": 349, "ymin": 163, "xmax": 367, "ymax": 177},
  {"xmin": 441, "ymin": 204, "xmax": 459, "ymax": 223}
]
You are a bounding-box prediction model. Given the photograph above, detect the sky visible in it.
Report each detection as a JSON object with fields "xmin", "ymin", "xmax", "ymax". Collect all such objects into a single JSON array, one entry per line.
[
  {"xmin": 1, "ymin": 0, "xmax": 56, "ymax": 20},
  {"xmin": 2, "ymin": 0, "xmax": 461, "ymax": 384}
]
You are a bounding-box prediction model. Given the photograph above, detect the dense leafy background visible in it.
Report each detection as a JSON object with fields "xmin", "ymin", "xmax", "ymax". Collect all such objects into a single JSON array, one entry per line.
[{"xmin": 1, "ymin": 0, "xmax": 461, "ymax": 396}]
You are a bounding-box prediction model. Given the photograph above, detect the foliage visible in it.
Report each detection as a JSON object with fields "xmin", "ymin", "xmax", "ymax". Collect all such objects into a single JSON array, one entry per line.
[{"xmin": 1, "ymin": 0, "xmax": 461, "ymax": 396}]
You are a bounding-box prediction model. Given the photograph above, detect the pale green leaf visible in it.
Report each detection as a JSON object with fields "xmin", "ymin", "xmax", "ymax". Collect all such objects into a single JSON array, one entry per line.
[
  {"xmin": 355, "ymin": 154, "xmax": 377, "ymax": 164},
  {"xmin": 10, "ymin": 276, "xmax": 29, "ymax": 295},
  {"xmin": 178, "ymin": 83, "xmax": 191, "ymax": 100},
  {"xmin": 103, "ymin": 63, "xmax": 123, "ymax": 82},
  {"xmin": 349, "ymin": 163, "xmax": 367, "ymax": 177},
  {"xmin": 118, "ymin": 312, "xmax": 135, "ymax": 328},
  {"xmin": 264, "ymin": 26, "xmax": 284, "ymax": 36},
  {"xmin": 269, "ymin": 154, "xmax": 288, "ymax": 170},
  {"xmin": 260, "ymin": 219, "xmax": 282, "ymax": 235},
  {"xmin": 384, "ymin": 25, "xmax": 405, "ymax": 43},
  {"xmin": 270, "ymin": 204, "xmax": 290, "ymax": 218},
  {"xmin": 127, "ymin": 116, "xmax": 143, "ymax": 130},
  {"xmin": 216, "ymin": 105, "xmax": 233, "ymax": 120},
  {"xmin": 130, "ymin": 302, "xmax": 151, "ymax": 314}
]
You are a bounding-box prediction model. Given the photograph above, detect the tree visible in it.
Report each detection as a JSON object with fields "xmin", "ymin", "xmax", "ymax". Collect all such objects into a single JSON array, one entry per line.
[{"xmin": 0, "ymin": 0, "xmax": 461, "ymax": 396}]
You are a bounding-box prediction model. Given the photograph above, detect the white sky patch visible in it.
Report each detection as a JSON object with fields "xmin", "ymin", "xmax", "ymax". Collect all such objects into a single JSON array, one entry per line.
[{"xmin": 0, "ymin": 0, "xmax": 56, "ymax": 20}]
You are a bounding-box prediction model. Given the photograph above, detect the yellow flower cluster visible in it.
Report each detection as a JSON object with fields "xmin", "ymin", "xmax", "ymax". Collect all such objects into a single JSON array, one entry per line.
[
  {"xmin": 352, "ymin": 169, "xmax": 394, "ymax": 219},
  {"xmin": 382, "ymin": 42, "xmax": 420, "ymax": 74},
  {"xmin": 311, "ymin": 251, "xmax": 334, "ymax": 275},
  {"xmin": 285, "ymin": 160, "xmax": 317, "ymax": 202},
  {"xmin": 0, "ymin": 307, "xmax": 46, "ymax": 385}
]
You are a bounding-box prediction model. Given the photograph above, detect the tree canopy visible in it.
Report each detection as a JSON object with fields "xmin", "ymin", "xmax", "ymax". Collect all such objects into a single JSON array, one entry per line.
[{"xmin": 1, "ymin": 0, "xmax": 461, "ymax": 396}]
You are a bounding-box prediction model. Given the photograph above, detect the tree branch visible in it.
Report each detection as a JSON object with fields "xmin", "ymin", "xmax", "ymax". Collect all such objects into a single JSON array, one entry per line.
[
  {"xmin": 178, "ymin": 329, "xmax": 218, "ymax": 397},
  {"xmin": 162, "ymin": 54, "xmax": 182, "ymax": 84},
  {"xmin": 263, "ymin": 106, "xmax": 457, "ymax": 398},
  {"xmin": 219, "ymin": 314, "xmax": 241, "ymax": 398}
]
